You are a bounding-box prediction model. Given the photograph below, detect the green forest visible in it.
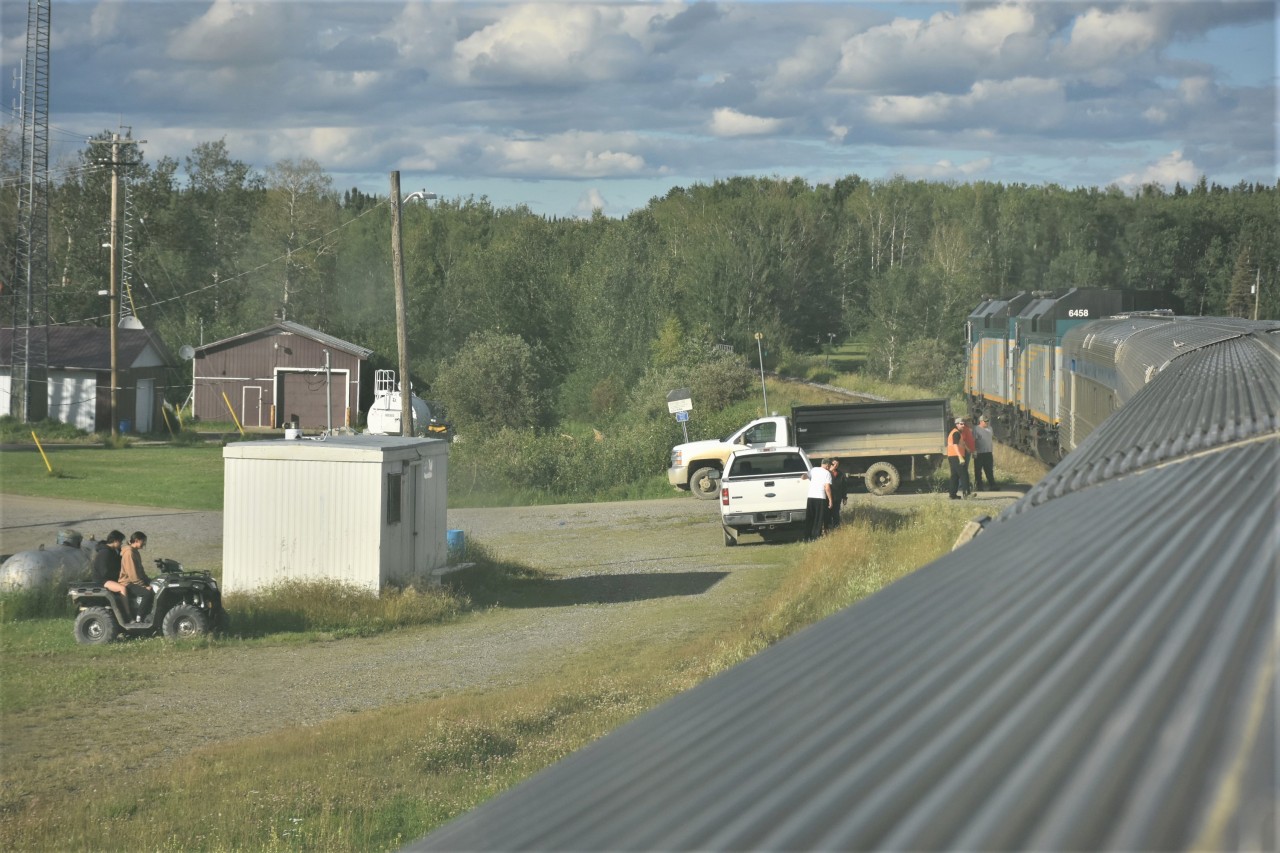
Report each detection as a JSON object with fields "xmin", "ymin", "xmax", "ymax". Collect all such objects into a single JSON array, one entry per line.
[{"xmin": 3, "ymin": 131, "xmax": 1278, "ymax": 495}]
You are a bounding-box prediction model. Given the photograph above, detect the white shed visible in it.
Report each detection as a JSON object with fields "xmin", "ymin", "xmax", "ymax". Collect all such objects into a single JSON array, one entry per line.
[{"xmin": 222, "ymin": 435, "xmax": 448, "ymax": 593}]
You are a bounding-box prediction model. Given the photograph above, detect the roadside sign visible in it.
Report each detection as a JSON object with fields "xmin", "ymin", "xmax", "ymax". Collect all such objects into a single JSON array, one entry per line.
[
  {"xmin": 666, "ymin": 388, "xmax": 693, "ymax": 413},
  {"xmin": 675, "ymin": 410, "xmax": 689, "ymax": 422}
]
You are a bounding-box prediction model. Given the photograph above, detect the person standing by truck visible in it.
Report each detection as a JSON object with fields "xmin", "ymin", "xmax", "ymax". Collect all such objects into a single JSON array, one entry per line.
[
  {"xmin": 802, "ymin": 459, "xmax": 834, "ymax": 540},
  {"xmin": 947, "ymin": 419, "xmax": 972, "ymax": 499},
  {"xmin": 973, "ymin": 415, "xmax": 996, "ymax": 491},
  {"xmin": 825, "ymin": 459, "xmax": 848, "ymax": 532}
]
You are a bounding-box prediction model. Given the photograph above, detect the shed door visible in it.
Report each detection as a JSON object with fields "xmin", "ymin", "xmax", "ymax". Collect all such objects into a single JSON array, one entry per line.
[
  {"xmin": 242, "ymin": 386, "xmax": 264, "ymax": 428},
  {"xmin": 135, "ymin": 378, "xmax": 156, "ymax": 433}
]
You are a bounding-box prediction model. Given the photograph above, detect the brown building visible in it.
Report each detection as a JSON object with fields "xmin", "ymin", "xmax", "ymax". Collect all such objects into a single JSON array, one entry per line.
[
  {"xmin": 191, "ymin": 321, "xmax": 373, "ymax": 430},
  {"xmin": 1, "ymin": 325, "xmax": 178, "ymax": 433}
]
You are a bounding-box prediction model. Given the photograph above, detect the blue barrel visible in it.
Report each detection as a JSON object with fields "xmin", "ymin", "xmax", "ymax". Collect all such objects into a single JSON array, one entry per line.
[
  {"xmin": 447, "ymin": 529, "xmax": 465, "ymax": 561},
  {"xmin": 119, "ymin": 420, "xmax": 131, "ymax": 434}
]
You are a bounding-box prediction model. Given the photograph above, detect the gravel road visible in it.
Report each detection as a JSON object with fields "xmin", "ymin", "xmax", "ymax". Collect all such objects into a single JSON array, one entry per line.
[
  {"xmin": 1, "ymin": 484, "xmax": 1019, "ymax": 780},
  {"xmin": 0, "ymin": 492, "xmax": 780, "ymax": 771}
]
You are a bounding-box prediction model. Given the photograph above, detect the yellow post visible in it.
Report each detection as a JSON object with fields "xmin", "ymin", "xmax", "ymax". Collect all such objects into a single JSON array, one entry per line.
[
  {"xmin": 161, "ymin": 406, "xmax": 175, "ymax": 436},
  {"xmin": 31, "ymin": 431, "xmax": 53, "ymax": 473},
  {"xmin": 221, "ymin": 391, "xmax": 245, "ymax": 435}
]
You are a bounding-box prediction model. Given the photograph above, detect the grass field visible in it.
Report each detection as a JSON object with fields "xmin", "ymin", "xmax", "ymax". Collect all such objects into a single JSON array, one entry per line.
[{"xmin": 0, "ymin": 498, "xmax": 985, "ymax": 851}]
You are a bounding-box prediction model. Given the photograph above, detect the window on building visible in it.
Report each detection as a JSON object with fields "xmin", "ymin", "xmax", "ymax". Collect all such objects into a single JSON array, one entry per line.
[{"xmin": 387, "ymin": 472, "xmax": 402, "ymax": 524}]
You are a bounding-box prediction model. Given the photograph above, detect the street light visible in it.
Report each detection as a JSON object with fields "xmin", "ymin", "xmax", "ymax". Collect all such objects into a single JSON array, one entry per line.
[
  {"xmin": 403, "ymin": 189, "xmax": 437, "ymax": 203},
  {"xmin": 755, "ymin": 332, "xmax": 768, "ymax": 413}
]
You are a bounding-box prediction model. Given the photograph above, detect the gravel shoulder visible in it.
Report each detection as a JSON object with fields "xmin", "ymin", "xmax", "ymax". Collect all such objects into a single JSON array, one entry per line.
[
  {"xmin": 1, "ymin": 487, "xmax": 1019, "ymax": 781},
  {"xmin": 0, "ymin": 493, "xmax": 772, "ymax": 774}
]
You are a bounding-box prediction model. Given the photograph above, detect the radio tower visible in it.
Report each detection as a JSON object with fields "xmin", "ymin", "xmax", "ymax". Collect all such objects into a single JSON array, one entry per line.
[{"xmin": 12, "ymin": 0, "xmax": 52, "ymax": 421}]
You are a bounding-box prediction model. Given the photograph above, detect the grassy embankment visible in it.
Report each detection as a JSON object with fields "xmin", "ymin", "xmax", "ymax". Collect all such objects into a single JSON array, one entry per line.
[{"xmin": 0, "ymin": 496, "xmax": 989, "ymax": 851}]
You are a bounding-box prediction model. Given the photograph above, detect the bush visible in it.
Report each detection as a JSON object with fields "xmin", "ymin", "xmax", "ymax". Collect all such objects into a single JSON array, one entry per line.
[
  {"xmin": 0, "ymin": 416, "xmax": 89, "ymax": 443},
  {"xmin": 434, "ymin": 331, "xmax": 551, "ymax": 433},
  {"xmin": 0, "ymin": 583, "xmax": 75, "ymax": 622},
  {"xmin": 899, "ymin": 338, "xmax": 964, "ymax": 395}
]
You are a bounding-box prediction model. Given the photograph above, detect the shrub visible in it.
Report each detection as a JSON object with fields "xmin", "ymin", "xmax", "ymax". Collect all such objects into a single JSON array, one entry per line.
[
  {"xmin": 1, "ymin": 416, "xmax": 89, "ymax": 443},
  {"xmin": 0, "ymin": 583, "xmax": 75, "ymax": 622},
  {"xmin": 434, "ymin": 331, "xmax": 550, "ymax": 433}
]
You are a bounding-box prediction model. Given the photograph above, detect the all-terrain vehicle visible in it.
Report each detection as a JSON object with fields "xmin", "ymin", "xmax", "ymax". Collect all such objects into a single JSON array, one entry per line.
[{"xmin": 68, "ymin": 558, "xmax": 226, "ymax": 644}]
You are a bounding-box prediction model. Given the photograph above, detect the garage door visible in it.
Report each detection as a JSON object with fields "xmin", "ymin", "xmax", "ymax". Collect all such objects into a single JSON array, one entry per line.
[{"xmin": 277, "ymin": 370, "xmax": 350, "ymax": 430}]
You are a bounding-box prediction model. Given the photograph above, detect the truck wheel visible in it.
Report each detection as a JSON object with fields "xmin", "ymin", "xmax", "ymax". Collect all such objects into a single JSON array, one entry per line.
[
  {"xmin": 724, "ymin": 528, "xmax": 737, "ymax": 547},
  {"xmin": 865, "ymin": 461, "xmax": 901, "ymax": 496},
  {"xmin": 689, "ymin": 467, "xmax": 722, "ymax": 500},
  {"xmin": 162, "ymin": 604, "xmax": 210, "ymax": 640},
  {"xmin": 73, "ymin": 607, "xmax": 119, "ymax": 645}
]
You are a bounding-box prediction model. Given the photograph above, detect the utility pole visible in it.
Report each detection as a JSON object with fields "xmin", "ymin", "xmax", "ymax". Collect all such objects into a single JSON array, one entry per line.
[{"xmin": 390, "ymin": 171, "xmax": 412, "ymax": 436}]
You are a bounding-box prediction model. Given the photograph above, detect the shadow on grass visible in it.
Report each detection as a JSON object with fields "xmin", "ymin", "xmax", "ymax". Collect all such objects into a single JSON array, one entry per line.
[{"xmin": 459, "ymin": 569, "xmax": 729, "ymax": 609}]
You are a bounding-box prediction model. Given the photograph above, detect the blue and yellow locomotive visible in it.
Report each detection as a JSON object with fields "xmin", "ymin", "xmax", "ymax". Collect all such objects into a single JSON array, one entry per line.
[{"xmin": 964, "ymin": 288, "xmax": 1181, "ymax": 462}]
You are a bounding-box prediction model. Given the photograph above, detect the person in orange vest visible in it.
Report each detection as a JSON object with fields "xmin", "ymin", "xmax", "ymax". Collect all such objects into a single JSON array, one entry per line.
[{"xmin": 947, "ymin": 417, "xmax": 973, "ymax": 499}]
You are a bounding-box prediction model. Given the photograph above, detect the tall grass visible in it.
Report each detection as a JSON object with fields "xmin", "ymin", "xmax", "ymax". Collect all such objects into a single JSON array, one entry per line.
[
  {"xmin": 225, "ymin": 580, "xmax": 467, "ymax": 640},
  {"xmin": 0, "ymin": 501, "xmax": 978, "ymax": 851}
]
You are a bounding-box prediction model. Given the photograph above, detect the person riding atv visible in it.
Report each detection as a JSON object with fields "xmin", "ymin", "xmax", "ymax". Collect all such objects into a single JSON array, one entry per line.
[{"xmin": 68, "ymin": 556, "xmax": 226, "ymax": 644}]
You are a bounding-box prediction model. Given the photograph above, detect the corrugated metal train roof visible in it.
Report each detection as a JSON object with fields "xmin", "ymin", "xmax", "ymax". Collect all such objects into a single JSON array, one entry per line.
[
  {"xmin": 410, "ymin": 315, "xmax": 1279, "ymax": 852},
  {"xmin": 1012, "ymin": 327, "xmax": 1280, "ymax": 516},
  {"xmin": 414, "ymin": 438, "xmax": 1277, "ymax": 851}
]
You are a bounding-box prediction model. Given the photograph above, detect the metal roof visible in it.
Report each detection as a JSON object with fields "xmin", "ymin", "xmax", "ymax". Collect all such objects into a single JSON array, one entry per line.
[
  {"xmin": 194, "ymin": 320, "xmax": 374, "ymax": 359},
  {"xmin": 414, "ymin": 440, "xmax": 1277, "ymax": 852},
  {"xmin": 1013, "ymin": 323, "xmax": 1280, "ymax": 516},
  {"xmin": 0, "ymin": 325, "xmax": 176, "ymax": 369},
  {"xmin": 410, "ymin": 314, "xmax": 1279, "ymax": 852}
]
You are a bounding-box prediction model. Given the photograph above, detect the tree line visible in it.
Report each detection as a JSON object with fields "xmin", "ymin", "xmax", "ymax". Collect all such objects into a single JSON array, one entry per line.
[{"xmin": 3, "ymin": 129, "xmax": 1277, "ymax": 433}]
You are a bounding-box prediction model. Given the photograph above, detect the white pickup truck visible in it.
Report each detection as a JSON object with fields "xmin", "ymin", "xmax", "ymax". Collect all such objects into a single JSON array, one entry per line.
[{"xmin": 719, "ymin": 447, "xmax": 814, "ymax": 546}]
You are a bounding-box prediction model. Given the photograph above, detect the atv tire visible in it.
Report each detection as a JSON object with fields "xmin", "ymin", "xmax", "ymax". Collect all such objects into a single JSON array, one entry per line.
[
  {"xmin": 162, "ymin": 604, "xmax": 210, "ymax": 640},
  {"xmin": 74, "ymin": 607, "xmax": 119, "ymax": 645}
]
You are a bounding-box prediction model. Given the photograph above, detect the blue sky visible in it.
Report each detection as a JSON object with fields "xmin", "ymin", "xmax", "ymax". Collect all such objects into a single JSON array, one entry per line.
[{"xmin": 2, "ymin": 1, "xmax": 1276, "ymax": 218}]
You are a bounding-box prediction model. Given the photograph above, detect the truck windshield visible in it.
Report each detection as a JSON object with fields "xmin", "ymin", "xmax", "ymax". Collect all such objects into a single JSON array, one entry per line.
[{"xmin": 729, "ymin": 453, "xmax": 806, "ymax": 477}]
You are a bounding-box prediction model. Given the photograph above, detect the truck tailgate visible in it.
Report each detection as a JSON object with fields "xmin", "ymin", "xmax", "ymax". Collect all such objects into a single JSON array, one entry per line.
[{"xmin": 721, "ymin": 473, "xmax": 810, "ymax": 515}]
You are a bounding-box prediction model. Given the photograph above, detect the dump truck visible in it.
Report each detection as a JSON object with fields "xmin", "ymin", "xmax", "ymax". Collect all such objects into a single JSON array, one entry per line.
[{"xmin": 668, "ymin": 398, "xmax": 952, "ymax": 499}]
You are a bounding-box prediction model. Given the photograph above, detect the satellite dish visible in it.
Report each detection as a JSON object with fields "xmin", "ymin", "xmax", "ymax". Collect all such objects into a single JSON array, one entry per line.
[{"xmin": 179, "ymin": 345, "xmax": 195, "ymax": 361}]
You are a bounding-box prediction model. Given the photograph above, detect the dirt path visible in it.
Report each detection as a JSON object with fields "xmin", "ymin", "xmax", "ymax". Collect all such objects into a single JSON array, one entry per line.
[
  {"xmin": 0, "ymin": 493, "xmax": 777, "ymax": 770},
  {"xmin": 1, "ymin": 486, "xmax": 1021, "ymax": 781}
]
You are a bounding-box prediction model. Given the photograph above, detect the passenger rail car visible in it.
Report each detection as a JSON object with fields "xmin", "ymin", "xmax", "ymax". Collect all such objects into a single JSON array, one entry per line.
[{"xmin": 965, "ymin": 287, "xmax": 1181, "ymax": 461}]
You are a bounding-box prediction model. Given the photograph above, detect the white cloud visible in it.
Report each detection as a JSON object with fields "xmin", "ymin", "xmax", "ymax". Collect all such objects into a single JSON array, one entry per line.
[
  {"xmin": 1115, "ymin": 150, "xmax": 1200, "ymax": 189},
  {"xmin": 1062, "ymin": 7, "xmax": 1160, "ymax": 68},
  {"xmin": 495, "ymin": 132, "xmax": 648, "ymax": 178},
  {"xmin": 833, "ymin": 3, "xmax": 1042, "ymax": 92},
  {"xmin": 900, "ymin": 157, "xmax": 994, "ymax": 180},
  {"xmin": 450, "ymin": 3, "xmax": 655, "ymax": 85},
  {"xmin": 167, "ymin": 0, "xmax": 291, "ymax": 64},
  {"xmin": 710, "ymin": 108, "xmax": 784, "ymax": 137},
  {"xmin": 575, "ymin": 188, "xmax": 608, "ymax": 218},
  {"xmin": 866, "ymin": 78, "xmax": 1065, "ymax": 129}
]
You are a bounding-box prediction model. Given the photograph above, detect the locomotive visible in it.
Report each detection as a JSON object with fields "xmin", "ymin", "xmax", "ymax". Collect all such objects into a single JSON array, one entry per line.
[{"xmin": 961, "ymin": 287, "xmax": 1280, "ymax": 463}]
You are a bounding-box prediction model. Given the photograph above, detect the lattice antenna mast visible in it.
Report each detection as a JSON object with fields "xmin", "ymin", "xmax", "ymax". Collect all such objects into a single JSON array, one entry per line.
[
  {"xmin": 12, "ymin": 0, "xmax": 51, "ymax": 422},
  {"xmin": 122, "ymin": 182, "xmax": 137, "ymax": 320}
]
